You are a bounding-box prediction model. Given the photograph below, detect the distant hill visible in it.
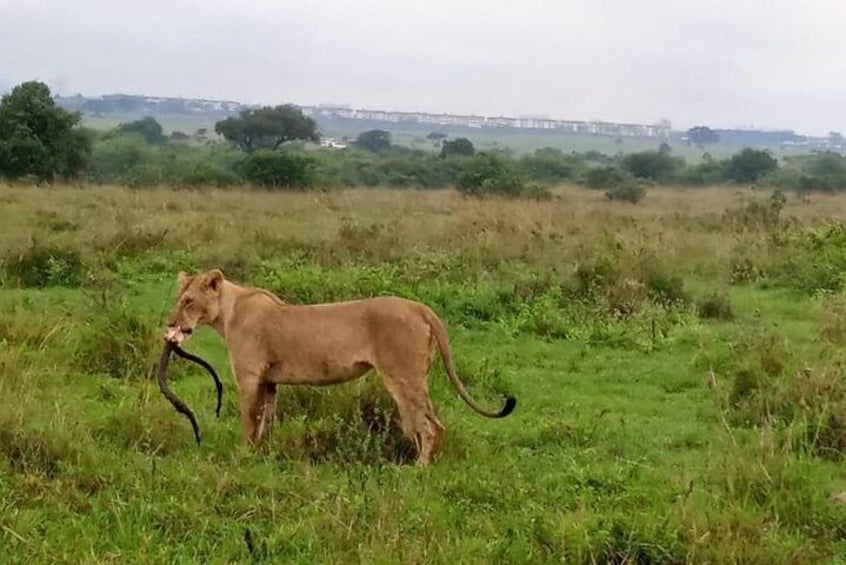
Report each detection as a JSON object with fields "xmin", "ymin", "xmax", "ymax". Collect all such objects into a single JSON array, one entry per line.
[{"xmin": 57, "ymin": 93, "xmax": 246, "ymax": 121}]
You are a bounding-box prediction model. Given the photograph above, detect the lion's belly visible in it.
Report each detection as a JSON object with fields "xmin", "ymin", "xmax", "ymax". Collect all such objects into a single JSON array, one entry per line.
[{"xmin": 270, "ymin": 359, "xmax": 373, "ymax": 386}]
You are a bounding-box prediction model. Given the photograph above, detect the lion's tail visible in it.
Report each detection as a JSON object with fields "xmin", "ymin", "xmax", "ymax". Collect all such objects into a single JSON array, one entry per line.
[{"xmin": 420, "ymin": 306, "xmax": 516, "ymax": 419}]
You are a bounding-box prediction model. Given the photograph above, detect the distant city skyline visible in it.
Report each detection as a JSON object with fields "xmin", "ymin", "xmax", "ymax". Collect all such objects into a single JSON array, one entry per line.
[{"xmin": 57, "ymin": 91, "xmax": 827, "ymax": 142}]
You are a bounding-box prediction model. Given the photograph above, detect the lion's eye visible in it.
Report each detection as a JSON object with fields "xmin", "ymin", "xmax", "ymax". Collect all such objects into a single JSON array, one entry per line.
[{"xmin": 183, "ymin": 298, "xmax": 193, "ymax": 308}]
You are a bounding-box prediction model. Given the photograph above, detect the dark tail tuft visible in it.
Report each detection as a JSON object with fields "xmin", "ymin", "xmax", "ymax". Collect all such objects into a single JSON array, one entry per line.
[{"xmin": 495, "ymin": 396, "xmax": 517, "ymax": 418}]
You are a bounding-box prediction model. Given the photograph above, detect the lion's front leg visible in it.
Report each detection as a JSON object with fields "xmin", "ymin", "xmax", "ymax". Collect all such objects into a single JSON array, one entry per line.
[{"xmin": 236, "ymin": 377, "xmax": 277, "ymax": 447}]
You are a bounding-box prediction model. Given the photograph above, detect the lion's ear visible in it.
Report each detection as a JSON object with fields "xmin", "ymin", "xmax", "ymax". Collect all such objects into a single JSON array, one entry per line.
[
  {"xmin": 177, "ymin": 271, "xmax": 192, "ymax": 292},
  {"xmin": 206, "ymin": 269, "xmax": 224, "ymax": 293}
]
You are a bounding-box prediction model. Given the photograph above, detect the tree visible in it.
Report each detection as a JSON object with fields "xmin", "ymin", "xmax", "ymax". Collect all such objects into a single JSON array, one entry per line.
[
  {"xmin": 724, "ymin": 148, "xmax": 778, "ymax": 183},
  {"xmin": 440, "ymin": 137, "xmax": 475, "ymax": 158},
  {"xmin": 215, "ymin": 105, "xmax": 319, "ymax": 152},
  {"xmin": 355, "ymin": 129, "xmax": 391, "ymax": 152},
  {"xmin": 114, "ymin": 116, "xmax": 165, "ymax": 145},
  {"xmin": 687, "ymin": 126, "xmax": 719, "ymax": 148},
  {"xmin": 0, "ymin": 80, "xmax": 92, "ymax": 181},
  {"xmin": 427, "ymin": 132, "xmax": 447, "ymax": 140}
]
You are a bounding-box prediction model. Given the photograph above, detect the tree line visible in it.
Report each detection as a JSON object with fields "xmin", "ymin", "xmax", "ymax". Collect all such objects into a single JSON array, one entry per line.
[{"xmin": 2, "ymin": 81, "xmax": 845, "ymax": 201}]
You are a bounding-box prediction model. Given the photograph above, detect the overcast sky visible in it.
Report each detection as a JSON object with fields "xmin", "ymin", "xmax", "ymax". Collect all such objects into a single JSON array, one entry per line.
[{"xmin": 1, "ymin": 0, "xmax": 844, "ymax": 135}]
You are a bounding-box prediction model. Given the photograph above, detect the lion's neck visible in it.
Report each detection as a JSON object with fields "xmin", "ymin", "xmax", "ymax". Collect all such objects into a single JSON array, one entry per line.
[{"xmin": 211, "ymin": 280, "xmax": 245, "ymax": 340}]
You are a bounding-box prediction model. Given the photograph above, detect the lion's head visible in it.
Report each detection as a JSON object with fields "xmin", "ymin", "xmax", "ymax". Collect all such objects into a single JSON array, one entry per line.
[{"xmin": 165, "ymin": 269, "xmax": 224, "ymax": 344}]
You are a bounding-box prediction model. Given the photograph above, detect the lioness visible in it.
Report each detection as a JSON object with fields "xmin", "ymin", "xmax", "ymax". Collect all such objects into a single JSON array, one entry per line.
[{"xmin": 163, "ymin": 269, "xmax": 516, "ymax": 465}]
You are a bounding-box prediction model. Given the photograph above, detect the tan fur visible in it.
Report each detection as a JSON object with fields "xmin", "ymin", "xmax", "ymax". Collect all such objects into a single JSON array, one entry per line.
[{"xmin": 165, "ymin": 269, "xmax": 515, "ymax": 466}]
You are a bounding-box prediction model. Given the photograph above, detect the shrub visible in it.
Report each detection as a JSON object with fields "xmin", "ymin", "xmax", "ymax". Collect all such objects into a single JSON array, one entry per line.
[
  {"xmin": 724, "ymin": 148, "xmax": 778, "ymax": 183},
  {"xmin": 572, "ymin": 254, "xmax": 620, "ymax": 297},
  {"xmin": 440, "ymin": 137, "xmax": 475, "ymax": 158},
  {"xmin": 237, "ymin": 150, "xmax": 317, "ymax": 189},
  {"xmin": 605, "ymin": 182, "xmax": 646, "ymax": 204},
  {"xmin": 87, "ymin": 133, "xmax": 157, "ymax": 185},
  {"xmin": 722, "ymin": 189, "xmax": 787, "ymax": 231},
  {"xmin": 697, "ymin": 292, "xmax": 734, "ymax": 320},
  {"xmin": 678, "ymin": 158, "xmax": 725, "ymax": 186},
  {"xmin": 622, "ymin": 150, "xmax": 682, "ymax": 182},
  {"xmin": 646, "ymin": 272, "xmax": 688, "ymax": 306},
  {"xmin": 518, "ymin": 147, "xmax": 582, "ymax": 182},
  {"xmin": 112, "ymin": 116, "xmax": 165, "ymax": 145},
  {"xmin": 779, "ymin": 222, "xmax": 846, "ymax": 294},
  {"xmin": 456, "ymin": 152, "xmax": 527, "ymax": 197},
  {"xmin": 584, "ymin": 166, "xmax": 626, "ymax": 189},
  {"xmin": 774, "ymin": 152, "xmax": 846, "ymax": 192}
]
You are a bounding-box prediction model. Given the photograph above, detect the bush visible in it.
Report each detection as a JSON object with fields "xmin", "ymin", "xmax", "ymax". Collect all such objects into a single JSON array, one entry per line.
[
  {"xmin": 774, "ymin": 152, "xmax": 846, "ymax": 192},
  {"xmin": 678, "ymin": 158, "xmax": 725, "ymax": 186},
  {"xmin": 440, "ymin": 137, "xmax": 475, "ymax": 158},
  {"xmin": 112, "ymin": 117, "xmax": 165, "ymax": 145},
  {"xmin": 584, "ymin": 166, "xmax": 626, "ymax": 189},
  {"xmin": 722, "ymin": 189, "xmax": 787, "ymax": 231},
  {"xmin": 87, "ymin": 133, "xmax": 156, "ymax": 185},
  {"xmin": 646, "ymin": 272, "xmax": 688, "ymax": 306},
  {"xmin": 605, "ymin": 182, "xmax": 646, "ymax": 204},
  {"xmin": 725, "ymin": 148, "xmax": 778, "ymax": 183},
  {"xmin": 518, "ymin": 147, "xmax": 583, "ymax": 182},
  {"xmin": 697, "ymin": 292, "xmax": 734, "ymax": 320},
  {"xmin": 622, "ymin": 150, "xmax": 683, "ymax": 182},
  {"xmin": 237, "ymin": 150, "xmax": 317, "ymax": 189},
  {"xmin": 456, "ymin": 153, "xmax": 527, "ymax": 197},
  {"xmin": 778, "ymin": 222, "xmax": 846, "ymax": 294}
]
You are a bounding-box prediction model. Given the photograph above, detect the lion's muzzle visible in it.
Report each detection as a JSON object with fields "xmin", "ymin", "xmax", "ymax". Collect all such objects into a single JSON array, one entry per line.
[{"xmin": 164, "ymin": 326, "xmax": 192, "ymax": 344}]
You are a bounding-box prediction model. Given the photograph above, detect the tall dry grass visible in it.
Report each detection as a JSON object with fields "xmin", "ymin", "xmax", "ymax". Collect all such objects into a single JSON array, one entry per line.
[{"xmin": 3, "ymin": 183, "xmax": 832, "ymax": 275}]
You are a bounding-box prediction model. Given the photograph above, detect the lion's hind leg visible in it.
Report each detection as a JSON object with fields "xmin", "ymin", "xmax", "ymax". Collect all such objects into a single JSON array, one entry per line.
[{"xmin": 381, "ymin": 373, "xmax": 444, "ymax": 466}]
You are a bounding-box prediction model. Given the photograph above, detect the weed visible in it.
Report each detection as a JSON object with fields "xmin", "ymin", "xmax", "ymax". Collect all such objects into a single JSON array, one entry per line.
[{"xmin": 3, "ymin": 241, "xmax": 85, "ymax": 288}]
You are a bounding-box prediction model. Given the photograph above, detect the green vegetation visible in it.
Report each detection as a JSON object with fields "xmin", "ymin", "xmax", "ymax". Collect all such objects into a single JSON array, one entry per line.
[
  {"xmin": 112, "ymin": 116, "xmax": 165, "ymax": 145},
  {"xmin": 0, "ymin": 81, "xmax": 92, "ymax": 182},
  {"xmin": 354, "ymin": 129, "xmax": 393, "ymax": 152},
  {"xmin": 440, "ymin": 137, "xmax": 475, "ymax": 158},
  {"xmin": 214, "ymin": 104, "xmax": 319, "ymax": 151},
  {"xmin": 7, "ymin": 82, "xmax": 846, "ymax": 199},
  {"xmin": 2, "ymin": 185, "xmax": 846, "ymax": 561}
]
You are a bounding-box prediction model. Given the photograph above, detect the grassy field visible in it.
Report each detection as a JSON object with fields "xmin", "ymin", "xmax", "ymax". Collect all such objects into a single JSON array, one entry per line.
[{"xmin": 2, "ymin": 183, "xmax": 846, "ymax": 563}]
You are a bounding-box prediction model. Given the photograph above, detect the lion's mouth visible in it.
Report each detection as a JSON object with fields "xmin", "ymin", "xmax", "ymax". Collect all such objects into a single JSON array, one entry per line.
[{"xmin": 164, "ymin": 326, "xmax": 193, "ymax": 344}]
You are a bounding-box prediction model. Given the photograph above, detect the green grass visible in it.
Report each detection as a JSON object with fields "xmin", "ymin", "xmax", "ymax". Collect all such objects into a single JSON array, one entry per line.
[
  {"xmin": 3, "ymin": 185, "xmax": 846, "ymax": 562},
  {"xmin": 2, "ymin": 279, "xmax": 845, "ymax": 562}
]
